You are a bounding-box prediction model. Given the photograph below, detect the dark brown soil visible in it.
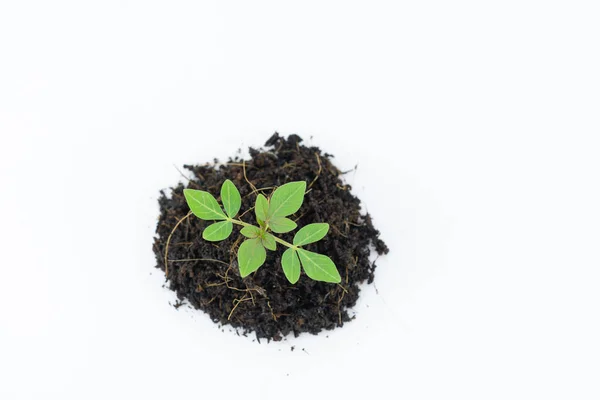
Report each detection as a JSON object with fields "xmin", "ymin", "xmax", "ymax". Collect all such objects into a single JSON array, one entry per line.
[{"xmin": 153, "ymin": 133, "xmax": 388, "ymax": 341}]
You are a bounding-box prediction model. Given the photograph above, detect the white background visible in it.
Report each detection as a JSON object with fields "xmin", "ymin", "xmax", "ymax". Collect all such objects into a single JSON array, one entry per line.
[{"xmin": 1, "ymin": 1, "xmax": 599, "ymax": 399}]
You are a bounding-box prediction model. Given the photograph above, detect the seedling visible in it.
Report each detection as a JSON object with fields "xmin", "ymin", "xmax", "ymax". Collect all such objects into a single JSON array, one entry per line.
[{"xmin": 183, "ymin": 180, "xmax": 341, "ymax": 284}]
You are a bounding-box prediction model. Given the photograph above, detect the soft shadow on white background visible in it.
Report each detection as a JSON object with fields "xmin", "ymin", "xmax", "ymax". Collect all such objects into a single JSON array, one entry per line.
[{"xmin": 1, "ymin": 1, "xmax": 599, "ymax": 399}]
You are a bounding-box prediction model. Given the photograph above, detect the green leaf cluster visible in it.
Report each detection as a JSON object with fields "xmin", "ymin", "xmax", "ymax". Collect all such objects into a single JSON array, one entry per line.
[{"xmin": 183, "ymin": 180, "xmax": 340, "ymax": 284}]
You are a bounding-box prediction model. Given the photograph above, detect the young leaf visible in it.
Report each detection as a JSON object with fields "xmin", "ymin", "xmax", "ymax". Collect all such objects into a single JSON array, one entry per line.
[
  {"xmin": 297, "ymin": 249, "xmax": 341, "ymax": 283},
  {"xmin": 255, "ymin": 194, "xmax": 269, "ymax": 224},
  {"xmin": 269, "ymin": 217, "xmax": 297, "ymax": 233},
  {"xmin": 293, "ymin": 223, "xmax": 329, "ymax": 246},
  {"xmin": 202, "ymin": 221, "xmax": 233, "ymax": 241},
  {"xmin": 221, "ymin": 179, "xmax": 241, "ymax": 218},
  {"xmin": 268, "ymin": 181, "xmax": 306, "ymax": 218},
  {"xmin": 261, "ymin": 233, "xmax": 276, "ymax": 251},
  {"xmin": 238, "ymin": 238, "xmax": 266, "ymax": 277},
  {"xmin": 240, "ymin": 225, "xmax": 261, "ymax": 238},
  {"xmin": 183, "ymin": 189, "xmax": 227, "ymax": 220},
  {"xmin": 281, "ymin": 248, "xmax": 301, "ymax": 284}
]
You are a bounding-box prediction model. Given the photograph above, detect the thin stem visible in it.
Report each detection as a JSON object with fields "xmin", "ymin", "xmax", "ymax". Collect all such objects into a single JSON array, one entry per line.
[
  {"xmin": 271, "ymin": 235, "xmax": 298, "ymax": 250},
  {"xmin": 230, "ymin": 218, "xmax": 298, "ymax": 250},
  {"xmin": 229, "ymin": 219, "xmax": 253, "ymax": 228}
]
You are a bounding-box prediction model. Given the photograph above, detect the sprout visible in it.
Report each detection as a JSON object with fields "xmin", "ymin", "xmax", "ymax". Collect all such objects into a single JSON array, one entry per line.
[{"xmin": 183, "ymin": 180, "xmax": 341, "ymax": 284}]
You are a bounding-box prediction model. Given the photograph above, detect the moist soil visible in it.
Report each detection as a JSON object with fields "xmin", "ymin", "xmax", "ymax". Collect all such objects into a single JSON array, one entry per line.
[{"xmin": 153, "ymin": 133, "xmax": 388, "ymax": 341}]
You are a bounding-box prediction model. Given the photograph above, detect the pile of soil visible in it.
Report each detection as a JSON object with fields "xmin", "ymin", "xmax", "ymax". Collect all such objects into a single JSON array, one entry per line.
[{"xmin": 153, "ymin": 133, "xmax": 388, "ymax": 341}]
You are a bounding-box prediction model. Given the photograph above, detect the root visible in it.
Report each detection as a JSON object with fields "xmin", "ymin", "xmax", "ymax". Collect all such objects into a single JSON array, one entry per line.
[
  {"xmin": 243, "ymin": 159, "xmax": 258, "ymax": 194},
  {"xmin": 228, "ymin": 294, "xmax": 251, "ymax": 320},
  {"xmin": 267, "ymin": 301, "xmax": 277, "ymax": 321},
  {"xmin": 238, "ymin": 206, "xmax": 255, "ymax": 219},
  {"xmin": 164, "ymin": 211, "xmax": 193, "ymax": 277},
  {"xmin": 293, "ymin": 212, "xmax": 307, "ymax": 222},
  {"xmin": 330, "ymin": 224, "xmax": 348, "ymax": 238},
  {"xmin": 168, "ymin": 258, "xmax": 229, "ymax": 265},
  {"xmin": 308, "ymin": 153, "xmax": 322, "ymax": 189},
  {"xmin": 244, "ymin": 186, "xmax": 274, "ymax": 198},
  {"xmin": 337, "ymin": 260, "xmax": 352, "ymax": 324}
]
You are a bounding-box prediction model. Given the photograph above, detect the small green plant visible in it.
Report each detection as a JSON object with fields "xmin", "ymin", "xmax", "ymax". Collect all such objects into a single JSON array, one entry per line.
[{"xmin": 183, "ymin": 180, "xmax": 341, "ymax": 284}]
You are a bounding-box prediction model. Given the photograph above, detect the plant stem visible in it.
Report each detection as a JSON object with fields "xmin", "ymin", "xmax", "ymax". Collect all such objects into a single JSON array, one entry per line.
[
  {"xmin": 229, "ymin": 218, "xmax": 253, "ymax": 228},
  {"xmin": 271, "ymin": 235, "xmax": 298, "ymax": 250},
  {"xmin": 230, "ymin": 219, "xmax": 298, "ymax": 250}
]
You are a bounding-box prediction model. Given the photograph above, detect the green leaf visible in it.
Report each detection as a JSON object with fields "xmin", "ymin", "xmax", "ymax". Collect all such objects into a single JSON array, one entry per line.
[
  {"xmin": 297, "ymin": 249, "xmax": 341, "ymax": 283},
  {"xmin": 238, "ymin": 238, "xmax": 266, "ymax": 278},
  {"xmin": 267, "ymin": 181, "xmax": 306, "ymax": 218},
  {"xmin": 255, "ymin": 194, "xmax": 269, "ymax": 224},
  {"xmin": 221, "ymin": 179, "xmax": 241, "ymax": 218},
  {"xmin": 269, "ymin": 217, "xmax": 297, "ymax": 233},
  {"xmin": 262, "ymin": 233, "xmax": 276, "ymax": 251},
  {"xmin": 293, "ymin": 223, "xmax": 330, "ymax": 246},
  {"xmin": 281, "ymin": 249, "xmax": 301, "ymax": 284},
  {"xmin": 183, "ymin": 189, "xmax": 227, "ymax": 220},
  {"xmin": 202, "ymin": 221, "xmax": 233, "ymax": 241},
  {"xmin": 240, "ymin": 225, "xmax": 261, "ymax": 238}
]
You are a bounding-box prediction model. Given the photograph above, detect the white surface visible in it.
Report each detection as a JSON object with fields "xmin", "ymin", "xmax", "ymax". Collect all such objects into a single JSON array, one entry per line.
[{"xmin": 1, "ymin": 1, "xmax": 599, "ymax": 399}]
